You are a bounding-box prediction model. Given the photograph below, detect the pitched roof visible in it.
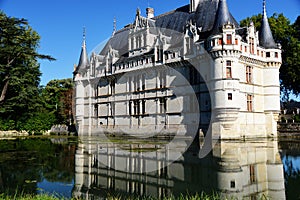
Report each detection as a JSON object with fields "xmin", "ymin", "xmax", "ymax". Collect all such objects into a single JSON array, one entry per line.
[
  {"xmin": 76, "ymin": 33, "xmax": 90, "ymax": 73},
  {"xmin": 259, "ymin": 0, "xmax": 277, "ymax": 49},
  {"xmin": 98, "ymin": 0, "xmax": 239, "ymax": 57},
  {"xmin": 211, "ymin": 0, "xmax": 239, "ymax": 34}
]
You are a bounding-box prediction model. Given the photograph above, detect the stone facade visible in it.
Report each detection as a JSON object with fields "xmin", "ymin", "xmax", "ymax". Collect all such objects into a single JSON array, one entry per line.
[{"xmin": 73, "ymin": 0, "xmax": 282, "ymax": 139}]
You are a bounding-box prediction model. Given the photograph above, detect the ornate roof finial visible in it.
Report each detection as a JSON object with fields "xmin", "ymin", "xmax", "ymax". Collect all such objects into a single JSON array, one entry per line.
[
  {"xmin": 83, "ymin": 27, "xmax": 86, "ymax": 41},
  {"xmin": 136, "ymin": 7, "xmax": 141, "ymax": 16},
  {"xmin": 112, "ymin": 17, "xmax": 117, "ymax": 35},
  {"xmin": 259, "ymin": 0, "xmax": 277, "ymax": 48}
]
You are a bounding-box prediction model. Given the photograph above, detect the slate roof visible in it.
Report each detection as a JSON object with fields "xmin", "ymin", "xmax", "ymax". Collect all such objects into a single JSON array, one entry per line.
[
  {"xmin": 98, "ymin": 0, "xmax": 239, "ymax": 57},
  {"xmin": 211, "ymin": 0, "xmax": 239, "ymax": 34},
  {"xmin": 76, "ymin": 38, "xmax": 90, "ymax": 73},
  {"xmin": 259, "ymin": 0, "xmax": 277, "ymax": 49}
]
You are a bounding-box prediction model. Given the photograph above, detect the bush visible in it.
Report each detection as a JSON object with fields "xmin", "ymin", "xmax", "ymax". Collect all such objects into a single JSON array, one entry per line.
[
  {"xmin": 19, "ymin": 112, "xmax": 57, "ymax": 134},
  {"xmin": 0, "ymin": 119, "xmax": 16, "ymax": 131}
]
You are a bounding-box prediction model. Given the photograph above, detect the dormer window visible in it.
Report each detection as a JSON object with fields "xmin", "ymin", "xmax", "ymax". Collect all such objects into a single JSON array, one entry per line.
[
  {"xmin": 218, "ymin": 38, "xmax": 223, "ymax": 45},
  {"xmin": 226, "ymin": 34, "xmax": 232, "ymax": 44},
  {"xmin": 211, "ymin": 39, "xmax": 215, "ymax": 47},
  {"xmin": 250, "ymin": 37, "xmax": 255, "ymax": 54}
]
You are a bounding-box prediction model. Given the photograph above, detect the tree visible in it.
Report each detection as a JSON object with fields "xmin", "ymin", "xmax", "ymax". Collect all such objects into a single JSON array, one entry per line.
[
  {"xmin": 0, "ymin": 11, "xmax": 54, "ymax": 128},
  {"xmin": 240, "ymin": 14, "xmax": 300, "ymax": 99},
  {"xmin": 41, "ymin": 78, "xmax": 74, "ymax": 125}
]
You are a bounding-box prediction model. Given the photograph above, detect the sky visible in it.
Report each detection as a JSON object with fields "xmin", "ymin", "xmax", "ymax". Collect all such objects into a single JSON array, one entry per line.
[{"xmin": 0, "ymin": 0, "xmax": 299, "ymax": 86}]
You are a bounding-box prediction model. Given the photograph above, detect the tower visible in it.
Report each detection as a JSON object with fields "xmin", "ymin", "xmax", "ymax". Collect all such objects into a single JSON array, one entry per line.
[
  {"xmin": 259, "ymin": 0, "xmax": 282, "ymax": 136},
  {"xmin": 74, "ymin": 28, "xmax": 90, "ymax": 135},
  {"xmin": 259, "ymin": 0, "xmax": 277, "ymax": 48}
]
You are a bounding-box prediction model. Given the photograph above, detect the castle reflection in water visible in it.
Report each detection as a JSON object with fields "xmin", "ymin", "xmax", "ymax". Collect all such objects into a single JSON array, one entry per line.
[{"xmin": 72, "ymin": 137, "xmax": 285, "ymax": 200}]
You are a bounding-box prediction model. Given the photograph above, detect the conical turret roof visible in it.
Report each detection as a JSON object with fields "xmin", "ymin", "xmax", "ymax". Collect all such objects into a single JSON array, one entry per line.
[
  {"xmin": 76, "ymin": 29, "xmax": 90, "ymax": 72},
  {"xmin": 211, "ymin": 0, "xmax": 236, "ymax": 34},
  {"xmin": 259, "ymin": 0, "xmax": 277, "ymax": 49}
]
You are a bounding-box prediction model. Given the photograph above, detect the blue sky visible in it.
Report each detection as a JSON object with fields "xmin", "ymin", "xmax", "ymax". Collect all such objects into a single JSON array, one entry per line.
[{"xmin": 1, "ymin": 0, "xmax": 299, "ymax": 86}]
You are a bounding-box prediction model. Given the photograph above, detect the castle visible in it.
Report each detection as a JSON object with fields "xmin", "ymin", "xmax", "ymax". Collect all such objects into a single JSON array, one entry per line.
[{"xmin": 73, "ymin": 0, "xmax": 282, "ymax": 139}]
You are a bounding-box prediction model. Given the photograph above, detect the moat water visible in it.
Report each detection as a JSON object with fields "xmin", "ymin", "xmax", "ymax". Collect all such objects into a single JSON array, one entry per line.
[{"xmin": 0, "ymin": 136, "xmax": 299, "ymax": 199}]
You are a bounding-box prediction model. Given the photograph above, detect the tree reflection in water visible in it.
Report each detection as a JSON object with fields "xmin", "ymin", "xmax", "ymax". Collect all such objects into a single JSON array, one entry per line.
[
  {"xmin": 280, "ymin": 140, "xmax": 300, "ymax": 200},
  {"xmin": 0, "ymin": 137, "xmax": 76, "ymax": 196}
]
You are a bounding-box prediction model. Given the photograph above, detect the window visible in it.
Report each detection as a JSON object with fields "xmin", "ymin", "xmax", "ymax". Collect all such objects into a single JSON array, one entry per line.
[
  {"xmin": 133, "ymin": 100, "xmax": 140, "ymax": 115},
  {"xmin": 94, "ymin": 104, "xmax": 98, "ymax": 117},
  {"xmin": 226, "ymin": 60, "xmax": 232, "ymax": 66},
  {"xmin": 110, "ymin": 79, "xmax": 115, "ymax": 94},
  {"xmin": 142, "ymin": 100, "xmax": 146, "ymax": 114},
  {"xmin": 245, "ymin": 46, "xmax": 247, "ymax": 52},
  {"xmin": 211, "ymin": 39, "xmax": 215, "ymax": 47},
  {"xmin": 235, "ymin": 38, "xmax": 238, "ymax": 45},
  {"xmin": 141, "ymin": 73, "xmax": 146, "ymax": 90},
  {"xmin": 134, "ymin": 75, "xmax": 140, "ymax": 91},
  {"xmin": 156, "ymin": 47, "xmax": 163, "ymax": 62},
  {"xmin": 250, "ymin": 164, "xmax": 256, "ymax": 183},
  {"xmin": 159, "ymin": 70, "xmax": 166, "ymax": 88},
  {"xmin": 110, "ymin": 102, "xmax": 115, "ymax": 116},
  {"xmin": 266, "ymin": 52, "xmax": 270, "ymax": 57},
  {"xmin": 218, "ymin": 38, "xmax": 223, "ymax": 45},
  {"xmin": 172, "ymin": 52, "xmax": 176, "ymax": 59},
  {"xmin": 275, "ymin": 52, "xmax": 278, "ymax": 58},
  {"xmin": 129, "ymin": 101, "xmax": 132, "ymax": 115},
  {"xmin": 226, "ymin": 34, "xmax": 232, "ymax": 44},
  {"xmin": 250, "ymin": 37, "xmax": 255, "ymax": 54},
  {"xmin": 246, "ymin": 66, "xmax": 252, "ymax": 83},
  {"xmin": 228, "ymin": 93, "xmax": 233, "ymax": 100},
  {"xmin": 165, "ymin": 53, "xmax": 169, "ymax": 60},
  {"xmin": 257, "ymin": 50, "xmax": 259, "ymax": 55},
  {"xmin": 247, "ymin": 95, "xmax": 253, "ymax": 111},
  {"xmin": 159, "ymin": 97, "xmax": 167, "ymax": 113},
  {"xmin": 230, "ymin": 180, "xmax": 235, "ymax": 188},
  {"xmin": 226, "ymin": 67, "xmax": 232, "ymax": 78}
]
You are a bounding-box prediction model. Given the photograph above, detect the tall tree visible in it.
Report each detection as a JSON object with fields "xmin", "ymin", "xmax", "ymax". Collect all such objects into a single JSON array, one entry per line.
[
  {"xmin": 241, "ymin": 14, "xmax": 300, "ymax": 99},
  {"xmin": 0, "ymin": 11, "xmax": 54, "ymax": 124},
  {"xmin": 42, "ymin": 78, "xmax": 74, "ymax": 125}
]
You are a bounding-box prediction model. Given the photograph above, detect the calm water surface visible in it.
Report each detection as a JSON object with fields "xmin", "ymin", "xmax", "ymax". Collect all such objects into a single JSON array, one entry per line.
[{"xmin": 0, "ymin": 136, "xmax": 299, "ymax": 199}]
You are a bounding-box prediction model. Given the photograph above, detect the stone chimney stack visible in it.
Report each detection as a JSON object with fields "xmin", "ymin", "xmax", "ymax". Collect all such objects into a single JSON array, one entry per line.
[{"xmin": 146, "ymin": 7, "xmax": 154, "ymax": 18}]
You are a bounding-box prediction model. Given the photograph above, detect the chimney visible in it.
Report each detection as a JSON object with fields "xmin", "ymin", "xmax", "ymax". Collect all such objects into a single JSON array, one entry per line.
[{"xmin": 146, "ymin": 7, "xmax": 154, "ymax": 18}]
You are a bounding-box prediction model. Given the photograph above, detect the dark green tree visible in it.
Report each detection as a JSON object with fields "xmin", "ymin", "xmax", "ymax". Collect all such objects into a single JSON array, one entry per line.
[
  {"xmin": 241, "ymin": 14, "xmax": 300, "ymax": 99},
  {"xmin": 0, "ymin": 11, "xmax": 54, "ymax": 129},
  {"xmin": 41, "ymin": 78, "xmax": 74, "ymax": 125}
]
